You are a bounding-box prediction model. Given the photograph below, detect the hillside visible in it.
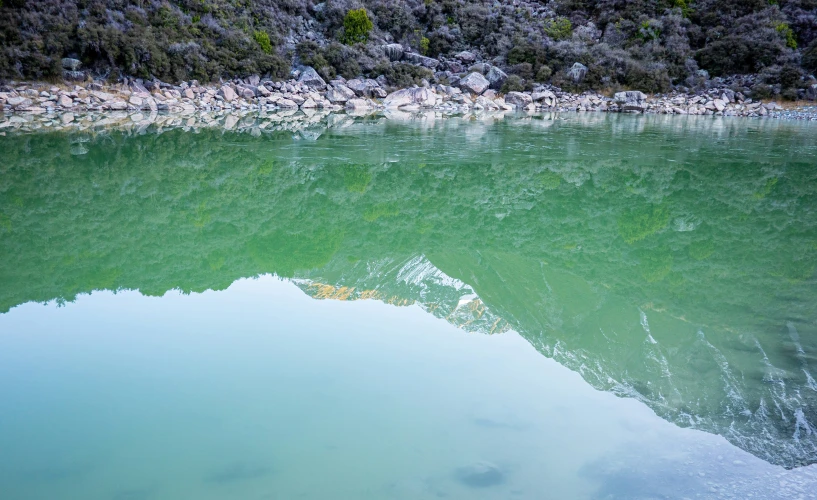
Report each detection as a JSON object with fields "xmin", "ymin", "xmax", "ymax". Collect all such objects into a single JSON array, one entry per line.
[{"xmin": 1, "ymin": 0, "xmax": 816, "ymax": 98}]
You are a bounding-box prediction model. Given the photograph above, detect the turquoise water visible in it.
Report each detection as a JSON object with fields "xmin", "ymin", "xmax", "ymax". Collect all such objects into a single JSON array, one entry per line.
[{"xmin": 1, "ymin": 113, "xmax": 817, "ymax": 498}]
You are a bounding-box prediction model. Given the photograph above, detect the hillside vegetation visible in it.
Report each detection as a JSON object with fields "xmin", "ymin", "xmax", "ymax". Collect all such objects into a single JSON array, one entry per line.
[{"xmin": 1, "ymin": 0, "xmax": 816, "ymax": 96}]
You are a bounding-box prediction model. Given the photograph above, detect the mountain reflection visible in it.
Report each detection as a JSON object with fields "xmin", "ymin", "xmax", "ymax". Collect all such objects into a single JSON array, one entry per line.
[{"xmin": 1, "ymin": 113, "xmax": 816, "ymax": 468}]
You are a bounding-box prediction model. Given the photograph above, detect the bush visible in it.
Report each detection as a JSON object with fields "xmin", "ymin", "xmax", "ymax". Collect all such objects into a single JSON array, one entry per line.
[
  {"xmin": 373, "ymin": 62, "xmax": 434, "ymax": 88},
  {"xmin": 804, "ymin": 39, "xmax": 817, "ymax": 74},
  {"xmin": 342, "ymin": 8, "xmax": 373, "ymax": 45},
  {"xmin": 544, "ymin": 17, "xmax": 572, "ymax": 41},
  {"xmin": 500, "ymin": 74, "xmax": 525, "ymax": 93},
  {"xmin": 535, "ymin": 65, "xmax": 553, "ymax": 82},
  {"xmin": 776, "ymin": 22, "xmax": 797, "ymax": 50},
  {"xmin": 253, "ymin": 31, "xmax": 273, "ymax": 54}
]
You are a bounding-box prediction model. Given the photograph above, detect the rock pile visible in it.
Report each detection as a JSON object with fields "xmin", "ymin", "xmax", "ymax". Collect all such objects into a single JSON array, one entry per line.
[{"xmin": 1, "ymin": 67, "xmax": 816, "ymax": 121}]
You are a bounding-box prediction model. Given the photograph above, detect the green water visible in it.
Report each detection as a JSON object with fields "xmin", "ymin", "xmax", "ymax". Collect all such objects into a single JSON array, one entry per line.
[{"xmin": 1, "ymin": 113, "xmax": 817, "ymax": 499}]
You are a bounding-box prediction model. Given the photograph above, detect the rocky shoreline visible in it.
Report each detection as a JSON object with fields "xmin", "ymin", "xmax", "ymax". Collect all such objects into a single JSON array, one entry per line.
[{"xmin": 2, "ymin": 67, "xmax": 817, "ymax": 134}]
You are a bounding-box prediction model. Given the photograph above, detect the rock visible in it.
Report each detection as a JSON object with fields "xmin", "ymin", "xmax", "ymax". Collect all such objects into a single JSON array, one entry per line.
[
  {"xmin": 485, "ymin": 66, "xmax": 508, "ymax": 90},
  {"xmin": 298, "ymin": 66, "xmax": 326, "ymax": 89},
  {"xmin": 8, "ymin": 97, "xmax": 32, "ymax": 108},
  {"xmin": 183, "ymin": 88, "xmax": 195, "ymax": 99},
  {"xmin": 504, "ymin": 91, "xmax": 532, "ymax": 108},
  {"xmin": 567, "ymin": 62, "xmax": 588, "ymax": 83},
  {"xmin": 346, "ymin": 79, "xmax": 384, "ymax": 98},
  {"xmin": 531, "ymin": 89, "xmax": 556, "ymax": 105},
  {"xmin": 403, "ymin": 53, "xmax": 440, "ymax": 69},
  {"xmin": 301, "ymin": 98, "xmax": 317, "ymax": 109},
  {"xmin": 277, "ymin": 98, "xmax": 298, "ymax": 109},
  {"xmin": 240, "ymin": 87, "xmax": 255, "ymax": 100},
  {"xmin": 383, "ymin": 87, "xmax": 437, "ymax": 108},
  {"xmin": 60, "ymin": 113, "xmax": 74, "ymax": 124},
  {"xmin": 107, "ymin": 100, "xmax": 128, "ymax": 110},
  {"xmin": 455, "ymin": 461, "xmax": 504, "ymax": 488},
  {"xmin": 457, "ymin": 72, "xmax": 490, "ymax": 95},
  {"xmin": 383, "ymin": 43, "xmax": 404, "ymax": 61},
  {"xmin": 63, "ymin": 71, "xmax": 85, "ymax": 81},
  {"xmin": 345, "ymin": 98, "xmax": 373, "ymax": 110},
  {"xmin": 455, "ymin": 51, "xmax": 477, "ymax": 63},
  {"xmin": 614, "ymin": 90, "xmax": 648, "ymax": 112},
  {"xmin": 128, "ymin": 95, "xmax": 143, "ymax": 107},
  {"xmin": 247, "ymin": 74, "xmax": 260, "ymax": 86},
  {"xmin": 61, "ymin": 58, "xmax": 82, "ymax": 71},
  {"xmin": 712, "ymin": 98, "xmax": 726, "ymax": 111},
  {"xmin": 218, "ymin": 85, "xmax": 237, "ymax": 102},
  {"xmin": 326, "ymin": 84, "xmax": 356, "ymax": 103},
  {"xmin": 57, "ymin": 94, "xmax": 73, "ymax": 107}
]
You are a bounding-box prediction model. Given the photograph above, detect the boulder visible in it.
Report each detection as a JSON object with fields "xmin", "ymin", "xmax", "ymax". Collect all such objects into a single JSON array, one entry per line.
[
  {"xmin": 712, "ymin": 98, "xmax": 726, "ymax": 111},
  {"xmin": 298, "ymin": 66, "xmax": 326, "ymax": 89},
  {"xmin": 614, "ymin": 90, "xmax": 648, "ymax": 112},
  {"xmin": 531, "ymin": 89, "xmax": 556, "ymax": 106},
  {"xmin": 326, "ymin": 84, "xmax": 356, "ymax": 103},
  {"xmin": 247, "ymin": 74, "xmax": 260, "ymax": 86},
  {"xmin": 63, "ymin": 71, "xmax": 85, "ymax": 81},
  {"xmin": 383, "ymin": 87, "xmax": 437, "ymax": 108},
  {"xmin": 61, "ymin": 58, "xmax": 81, "ymax": 71},
  {"xmin": 455, "ymin": 51, "xmax": 477, "ymax": 63},
  {"xmin": 485, "ymin": 66, "xmax": 508, "ymax": 90},
  {"xmin": 218, "ymin": 85, "xmax": 237, "ymax": 102},
  {"xmin": 128, "ymin": 95, "xmax": 143, "ymax": 107},
  {"xmin": 277, "ymin": 98, "xmax": 298, "ymax": 109},
  {"xmin": 457, "ymin": 72, "xmax": 490, "ymax": 95},
  {"xmin": 57, "ymin": 94, "xmax": 73, "ymax": 107},
  {"xmin": 567, "ymin": 62, "xmax": 588, "ymax": 83},
  {"xmin": 346, "ymin": 79, "xmax": 385, "ymax": 98},
  {"xmin": 504, "ymin": 91, "xmax": 532, "ymax": 108},
  {"xmin": 345, "ymin": 98, "xmax": 373, "ymax": 110},
  {"xmin": 403, "ymin": 52, "xmax": 440, "ymax": 69},
  {"xmin": 383, "ymin": 43, "xmax": 404, "ymax": 61}
]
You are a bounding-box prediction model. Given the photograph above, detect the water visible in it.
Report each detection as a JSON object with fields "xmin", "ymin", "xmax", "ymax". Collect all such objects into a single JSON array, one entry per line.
[{"xmin": 1, "ymin": 112, "xmax": 817, "ymax": 499}]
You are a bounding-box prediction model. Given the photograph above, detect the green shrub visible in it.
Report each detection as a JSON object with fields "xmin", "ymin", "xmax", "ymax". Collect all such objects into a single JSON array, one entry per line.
[
  {"xmin": 342, "ymin": 8, "xmax": 373, "ymax": 45},
  {"xmin": 500, "ymin": 74, "xmax": 525, "ymax": 93},
  {"xmin": 535, "ymin": 65, "xmax": 552, "ymax": 82},
  {"xmin": 420, "ymin": 36, "xmax": 430, "ymax": 55},
  {"xmin": 253, "ymin": 31, "xmax": 273, "ymax": 54},
  {"xmin": 775, "ymin": 22, "xmax": 797, "ymax": 49},
  {"xmin": 544, "ymin": 17, "xmax": 572, "ymax": 41}
]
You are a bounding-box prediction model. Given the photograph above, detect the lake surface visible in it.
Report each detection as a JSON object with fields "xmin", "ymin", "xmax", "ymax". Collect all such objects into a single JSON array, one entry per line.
[{"xmin": 1, "ymin": 112, "xmax": 817, "ymax": 499}]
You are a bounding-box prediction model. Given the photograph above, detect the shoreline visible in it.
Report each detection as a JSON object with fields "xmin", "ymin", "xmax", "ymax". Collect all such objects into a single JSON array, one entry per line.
[{"xmin": 2, "ymin": 73, "xmax": 817, "ymax": 130}]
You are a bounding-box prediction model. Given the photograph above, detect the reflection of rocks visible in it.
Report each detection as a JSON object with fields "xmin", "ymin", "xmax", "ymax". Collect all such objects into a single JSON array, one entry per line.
[{"xmin": 455, "ymin": 461, "xmax": 504, "ymax": 488}]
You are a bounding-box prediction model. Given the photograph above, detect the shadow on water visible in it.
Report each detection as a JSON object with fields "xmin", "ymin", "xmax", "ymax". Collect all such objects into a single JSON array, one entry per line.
[{"xmin": 1, "ymin": 113, "xmax": 817, "ymax": 469}]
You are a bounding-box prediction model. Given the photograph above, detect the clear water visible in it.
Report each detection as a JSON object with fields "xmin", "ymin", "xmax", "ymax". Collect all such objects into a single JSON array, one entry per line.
[{"xmin": 1, "ymin": 112, "xmax": 817, "ymax": 499}]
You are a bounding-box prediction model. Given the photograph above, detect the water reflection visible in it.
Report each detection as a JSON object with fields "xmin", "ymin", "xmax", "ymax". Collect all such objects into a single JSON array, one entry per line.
[{"xmin": 1, "ymin": 113, "xmax": 816, "ymax": 472}]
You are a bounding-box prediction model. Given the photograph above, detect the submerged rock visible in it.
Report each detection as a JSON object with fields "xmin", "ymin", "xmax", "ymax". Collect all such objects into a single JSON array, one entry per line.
[{"xmin": 455, "ymin": 461, "xmax": 504, "ymax": 488}]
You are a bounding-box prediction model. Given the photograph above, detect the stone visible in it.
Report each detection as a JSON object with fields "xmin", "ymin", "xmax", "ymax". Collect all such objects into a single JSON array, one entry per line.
[
  {"xmin": 218, "ymin": 85, "xmax": 237, "ymax": 102},
  {"xmin": 457, "ymin": 72, "xmax": 490, "ymax": 95},
  {"xmin": 128, "ymin": 95, "xmax": 143, "ymax": 107},
  {"xmin": 455, "ymin": 461, "xmax": 504, "ymax": 488},
  {"xmin": 531, "ymin": 89, "xmax": 556, "ymax": 105},
  {"xmin": 346, "ymin": 79, "xmax": 382, "ymax": 98},
  {"xmin": 383, "ymin": 43, "xmax": 404, "ymax": 61},
  {"xmin": 326, "ymin": 84, "xmax": 356, "ymax": 103},
  {"xmin": 107, "ymin": 100, "xmax": 128, "ymax": 110},
  {"xmin": 7, "ymin": 97, "xmax": 32, "ymax": 108},
  {"xmin": 567, "ymin": 62, "xmax": 588, "ymax": 83},
  {"xmin": 403, "ymin": 52, "xmax": 440, "ymax": 69},
  {"xmin": 345, "ymin": 98, "xmax": 373, "ymax": 110},
  {"xmin": 183, "ymin": 88, "xmax": 195, "ymax": 99},
  {"xmin": 247, "ymin": 74, "xmax": 260, "ymax": 86},
  {"xmin": 712, "ymin": 99, "xmax": 726, "ymax": 111},
  {"xmin": 504, "ymin": 91, "xmax": 532, "ymax": 108},
  {"xmin": 301, "ymin": 98, "xmax": 317, "ymax": 109},
  {"xmin": 61, "ymin": 58, "xmax": 82, "ymax": 71},
  {"xmin": 383, "ymin": 87, "xmax": 437, "ymax": 108},
  {"xmin": 298, "ymin": 67, "xmax": 326, "ymax": 89},
  {"xmin": 277, "ymin": 98, "xmax": 298, "ymax": 109},
  {"xmin": 240, "ymin": 87, "xmax": 255, "ymax": 100},
  {"xmin": 57, "ymin": 95, "xmax": 73, "ymax": 107},
  {"xmin": 455, "ymin": 51, "xmax": 477, "ymax": 63},
  {"xmin": 485, "ymin": 66, "xmax": 508, "ymax": 90},
  {"xmin": 614, "ymin": 90, "xmax": 648, "ymax": 112}
]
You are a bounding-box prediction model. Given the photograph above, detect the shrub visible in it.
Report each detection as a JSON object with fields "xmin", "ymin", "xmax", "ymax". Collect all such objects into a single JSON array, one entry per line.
[
  {"xmin": 500, "ymin": 74, "xmax": 525, "ymax": 93},
  {"xmin": 804, "ymin": 39, "xmax": 817, "ymax": 74},
  {"xmin": 253, "ymin": 31, "xmax": 273, "ymax": 54},
  {"xmin": 373, "ymin": 62, "xmax": 434, "ymax": 88},
  {"xmin": 535, "ymin": 65, "xmax": 553, "ymax": 82},
  {"xmin": 420, "ymin": 36, "xmax": 430, "ymax": 55},
  {"xmin": 544, "ymin": 17, "xmax": 572, "ymax": 41},
  {"xmin": 342, "ymin": 8, "xmax": 373, "ymax": 45},
  {"xmin": 776, "ymin": 22, "xmax": 797, "ymax": 49}
]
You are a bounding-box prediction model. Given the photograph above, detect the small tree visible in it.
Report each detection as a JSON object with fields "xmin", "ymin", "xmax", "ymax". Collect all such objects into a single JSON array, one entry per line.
[
  {"xmin": 253, "ymin": 31, "xmax": 272, "ymax": 54},
  {"xmin": 342, "ymin": 8, "xmax": 373, "ymax": 45}
]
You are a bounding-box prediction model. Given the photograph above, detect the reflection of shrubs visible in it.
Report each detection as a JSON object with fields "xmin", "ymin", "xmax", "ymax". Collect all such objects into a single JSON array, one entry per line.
[
  {"xmin": 342, "ymin": 8, "xmax": 373, "ymax": 45},
  {"xmin": 617, "ymin": 205, "xmax": 669, "ymax": 244},
  {"xmin": 344, "ymin": 165, "xmax": 372, "ymax": 193}
]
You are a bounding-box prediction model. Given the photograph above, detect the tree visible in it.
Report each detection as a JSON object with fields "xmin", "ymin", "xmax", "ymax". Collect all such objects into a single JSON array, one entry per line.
[{"xmin": 342, "ymin": 8, "xmax": 373, "ymax": 45}]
